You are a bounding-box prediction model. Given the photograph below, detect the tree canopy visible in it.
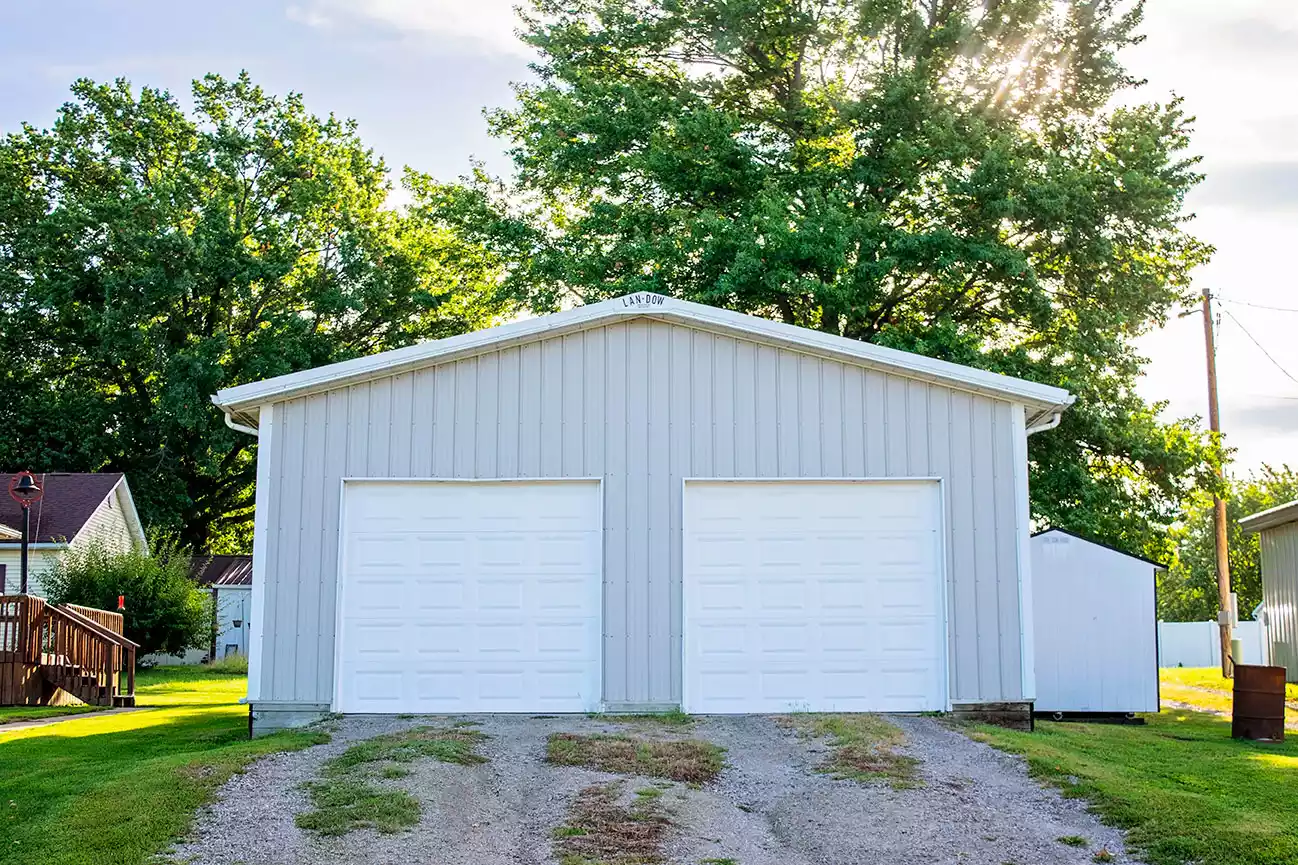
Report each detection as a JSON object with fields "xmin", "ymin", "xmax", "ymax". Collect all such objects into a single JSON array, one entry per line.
[
  {"xmin": 0, "ymin": 73, "xmax": 504, "ymax": 550},
  {"xmin": 433, "ymin": 0, "xmax": 1216, "ymax": 558}
]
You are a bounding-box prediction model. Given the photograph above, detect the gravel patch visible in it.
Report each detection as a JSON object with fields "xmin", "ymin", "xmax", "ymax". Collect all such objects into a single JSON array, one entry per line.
[{"xmin": 171, "ymin": 713, "xmax": 1132, "ymax": 865}]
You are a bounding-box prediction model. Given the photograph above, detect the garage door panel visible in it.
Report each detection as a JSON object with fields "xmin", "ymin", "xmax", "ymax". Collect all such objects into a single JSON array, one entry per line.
[
  {"xmin": 685, "ymin": 481, "xmax": 945, "ymax": 713},
  {"xmin": 338, "ymin": 481, "xmax": 602, "ymax": 714}
]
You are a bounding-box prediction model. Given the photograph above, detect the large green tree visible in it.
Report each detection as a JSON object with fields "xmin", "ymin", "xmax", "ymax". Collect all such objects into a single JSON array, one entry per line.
[
  {"xmin": 0, "ymin": 74, "xmax": 504, "ymax": 550},
  {"xmin": 1159, "ymin": 466, "xmax": 1298, "ymax": 622},
  {"xmin": 436, "ymin": 0, "xmax": 1215, "ymax": 558}
]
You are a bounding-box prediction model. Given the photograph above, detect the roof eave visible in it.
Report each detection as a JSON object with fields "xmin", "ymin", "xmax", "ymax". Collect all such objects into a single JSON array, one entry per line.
[
  {"xmin": 1240, "ymin": 499, "xmax": 1298, "ymax": 534},
  {"xmin": 212, "ymin": 294, "xmax": 1075, "ymax": 422}
]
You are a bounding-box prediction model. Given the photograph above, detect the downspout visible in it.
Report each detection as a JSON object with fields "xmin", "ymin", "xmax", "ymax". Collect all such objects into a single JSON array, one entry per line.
[
  {"xmin": 1025, "ymin": 411, "xmax": 1063, "ymax": 436},
  {"xmin": 224, "ymin": 411, "xmax": 259, "ymax": 438}
]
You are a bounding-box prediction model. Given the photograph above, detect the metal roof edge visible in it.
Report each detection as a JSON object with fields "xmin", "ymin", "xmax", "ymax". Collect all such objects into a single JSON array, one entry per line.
[
  {"xmin": 1239, "ymin": 498, "xmax": 1298, "ymax": 534},
  {"xmin": 212, "ymin": 292, "xmax": 1075, "ymax": 423},
  {"xmin": 1030, "ymin": 526, "xmax": 1168, "ymax": 569}
]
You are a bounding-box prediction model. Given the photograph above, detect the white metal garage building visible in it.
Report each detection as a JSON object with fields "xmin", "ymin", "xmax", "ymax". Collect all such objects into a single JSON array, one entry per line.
[{"xmin": 213, "ymin": 293, "xmax": 1074, "ymax": 733}]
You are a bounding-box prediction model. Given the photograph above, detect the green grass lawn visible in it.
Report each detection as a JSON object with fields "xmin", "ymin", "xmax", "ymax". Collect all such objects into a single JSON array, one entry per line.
[
  {"xmin": 0, "ymin": 666, "xmax": 328, "ymax": 865},
  {"xmin": 1160, "ymin": 667, "xmax": 1298, "ymax": 729},
  {"xmin": 969, "ymin": 709, "xmax": 1298, "ymax": 865},
  {"xmin": 0, "ymin": 705, "xmax": 103, "ymax": 725}
]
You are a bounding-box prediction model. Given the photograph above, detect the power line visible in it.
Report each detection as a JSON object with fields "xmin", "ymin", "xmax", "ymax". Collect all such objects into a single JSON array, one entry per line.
[
  {"xmin": 1221, "ymin": 308, "xmax": 1298, "ymax": 386},
  {"xmin": 1220, "ymin": 298, "xmax": 1298, "ymax": 313}
]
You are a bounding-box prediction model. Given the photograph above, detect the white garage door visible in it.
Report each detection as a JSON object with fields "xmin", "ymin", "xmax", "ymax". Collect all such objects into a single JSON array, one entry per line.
[
  {"xmin": 683, "ymin": 481, "xmax": 946, "ymax": 713},
  {"xmin": 336, "ymin": 480, "xmax": 602, "ymax": 714}
]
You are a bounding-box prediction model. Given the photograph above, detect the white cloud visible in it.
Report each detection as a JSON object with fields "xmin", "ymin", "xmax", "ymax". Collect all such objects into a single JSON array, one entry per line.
[{"xmin": 288, "ymin": 0, "xmax": 529, "ymax": 56}]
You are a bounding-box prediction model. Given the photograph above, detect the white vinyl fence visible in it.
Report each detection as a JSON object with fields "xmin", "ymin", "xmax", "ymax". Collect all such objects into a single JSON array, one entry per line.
[{"xmin": 1158, "ymin": 620, "xmax": 1268, "ymax": 668}]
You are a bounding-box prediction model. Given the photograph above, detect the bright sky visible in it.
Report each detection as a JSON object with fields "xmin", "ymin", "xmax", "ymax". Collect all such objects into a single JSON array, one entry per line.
[{"xmin": 2, "ymin": 1, "xmax": 1294, "ymax": 473}]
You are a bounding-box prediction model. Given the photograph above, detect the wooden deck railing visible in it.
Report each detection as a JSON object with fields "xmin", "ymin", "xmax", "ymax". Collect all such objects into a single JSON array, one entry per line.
[
  {"xmin": 63, "ymin": 603, "xmax": 124, "ymax": 636},
  {"xmin": 0, "ymin": 595, "xmax": 137, "ymax": 706}
]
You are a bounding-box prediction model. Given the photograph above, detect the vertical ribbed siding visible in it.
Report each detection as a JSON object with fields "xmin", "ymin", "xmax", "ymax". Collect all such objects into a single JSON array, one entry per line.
[
  {"xmin": 261, "ymin": 320, "xmax": 1025, "ymax": 705},
  {"xmin": 1261, "ymin": 523, "xmax": 1298, "ymax": 679}
]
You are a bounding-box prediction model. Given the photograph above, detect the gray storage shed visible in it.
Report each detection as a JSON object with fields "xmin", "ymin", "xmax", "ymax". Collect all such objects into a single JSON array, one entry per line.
[
  {"xmin": 213, "ymin": 293, "xmax": 1074, "ymax": 733},
  {"xmin": 1241, "ymin": 499, "xmax": 1298, "ymax": 682}
]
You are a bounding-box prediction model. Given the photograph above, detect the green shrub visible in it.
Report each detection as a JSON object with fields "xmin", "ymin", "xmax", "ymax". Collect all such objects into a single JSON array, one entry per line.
[{"xmin": 43, "ymin": 537, "xmax": 210, "ymax": 657}]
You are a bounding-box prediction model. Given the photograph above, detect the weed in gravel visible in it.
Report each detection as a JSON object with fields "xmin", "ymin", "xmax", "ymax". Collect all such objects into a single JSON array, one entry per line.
[
  {"xmin": 591, "ymin": 709, "xmax": 695, "ymax": 728},
  {"xmin": 294, "ymin": 779, "xmax": 420, "ymax": 836},
  {"xmin": 779, "ymin": 714, "xmax": 921, "ymax": 788},
  {"xmin": 547, "ymin": 733, "xmax": 724, "ymax": 783},
  {"xmin": 1092, "ymin": 850, "xmax": 1114, "ymax": 863},
  {"xmin": 325, "ymin": 726, "xmax": 488, "ymax": 775},
  {"xmin": 700, "ymin": 859, "xmax": 738, "ymax": 865},
  {"xmin": 380, "ymin": 765, "xmax": 412, "ymax": 779},
  {"xmin": 1058, "ymin": 835, "xmax": 1088, "ymax": 847},
  {"xmin": 553, "ymin": 782, "xmax": 670, "ymax": 864}
]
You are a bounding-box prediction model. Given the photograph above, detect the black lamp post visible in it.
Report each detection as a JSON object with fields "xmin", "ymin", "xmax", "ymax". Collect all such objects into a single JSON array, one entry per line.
[{"xmin": 9, "ymin": 472, "xmax": 44, "ymax": 595}]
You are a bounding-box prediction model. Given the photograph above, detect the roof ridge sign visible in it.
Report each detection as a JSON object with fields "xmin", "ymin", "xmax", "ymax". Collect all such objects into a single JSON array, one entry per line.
[{"xmin": 620, "ymin": 292, "xmax": 669, "ymax": 309}]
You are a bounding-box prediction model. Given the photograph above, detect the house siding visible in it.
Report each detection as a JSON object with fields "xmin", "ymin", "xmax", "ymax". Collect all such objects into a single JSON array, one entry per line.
[
  {"xmin": 1260, "ymin": 521, "xmax": 1298, "ymax": 681},
  {"xmin": 255, "ymin": 319, "xmax": 1028, "ymax": 707}
]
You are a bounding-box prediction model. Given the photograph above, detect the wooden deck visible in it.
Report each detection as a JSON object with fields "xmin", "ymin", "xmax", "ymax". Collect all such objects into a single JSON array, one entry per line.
[{"xmin": 0, "ymin": 595, "xmax": 137, "ymax": 707}]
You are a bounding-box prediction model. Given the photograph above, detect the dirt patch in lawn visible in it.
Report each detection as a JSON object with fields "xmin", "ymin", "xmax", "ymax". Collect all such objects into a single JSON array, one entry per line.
[
  {"xmin": 552, "ymin": 782, "xmax": 671, "ymax": 865},
  {"xmin": 779, "ymin": 714, "xmax": 920, "ymax": 788},
  {"xmin": 296, "ymin": 725, "xmax": 489, "ymax": 837},
  {"xmin": 546, "ymin": 733, "xmax": 724, "ymax": 783}
]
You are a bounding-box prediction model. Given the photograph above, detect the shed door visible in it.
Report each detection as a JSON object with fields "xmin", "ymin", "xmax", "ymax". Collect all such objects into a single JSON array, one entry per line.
[
  {"xmin": 336, "ymin": 480, "xmax": 602, "ymax": 713},
  {"xmin": 683, "ymin": 481, "xmax": 945, "ymax": 713}
]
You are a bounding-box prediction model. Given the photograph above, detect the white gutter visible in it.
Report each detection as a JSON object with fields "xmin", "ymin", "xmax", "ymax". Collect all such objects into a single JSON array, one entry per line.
[
  {"xmin": 224, "ymin": 411, "xmax": 260, "ymax": 438},
  {"xmin": 1025, "ymin": 410, "xmax": 1064, "ymax": 436},
  {"xmin": 0, "ymin": 542, "xmax": 70, "ymax": 550}
]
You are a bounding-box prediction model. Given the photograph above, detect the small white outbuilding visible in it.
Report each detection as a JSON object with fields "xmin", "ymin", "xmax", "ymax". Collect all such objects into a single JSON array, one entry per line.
[{"xmin": 1030, "ymin": 528, "xmax": 1162, "ymax": 715}]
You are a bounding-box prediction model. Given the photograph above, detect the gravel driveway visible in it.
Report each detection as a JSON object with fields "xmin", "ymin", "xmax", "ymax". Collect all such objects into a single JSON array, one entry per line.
[{"xmin": 169, "ymin": 714, "xmax": 1130, "ymax": 865}]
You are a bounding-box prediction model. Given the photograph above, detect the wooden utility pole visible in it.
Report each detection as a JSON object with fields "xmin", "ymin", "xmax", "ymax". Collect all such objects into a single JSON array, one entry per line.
[{"xmin": 1201, "ymin": 288, "xmax": 1233, "ymax": 677}]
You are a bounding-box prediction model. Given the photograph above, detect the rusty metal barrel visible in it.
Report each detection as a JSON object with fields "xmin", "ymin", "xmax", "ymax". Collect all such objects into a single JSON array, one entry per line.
[{"xmin": 1232, "ymin": 664, "xmax": 1286, "ymax": 741}]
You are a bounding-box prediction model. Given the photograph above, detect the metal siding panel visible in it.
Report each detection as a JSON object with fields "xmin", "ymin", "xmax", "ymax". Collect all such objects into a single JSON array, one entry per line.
[
  {"xmin": 497, "ymin": 348, "xmax": 521, "ymax": 477},
  {"xmin": 317, "ymin": 388, "xmax": 349, "ymax": 701},
  {"xmin": 295, "ymin": 394, "xmax": 328, "ymax": 701},
  {"xmin": 272, "ymin": 397, "xmax": 306, "ymax": 700},
  {"xmin": 776, "ymin": 351, "xmax": 800, "ymax": 475},
  {"xmin": 799, "ymin": 354, "xmax": 821, "ymax": 476},
  {"xmin": 691, "ymin": 330, "xmax": 714, "ymax": 472},
  {"xmin": 1262, "ymin": 524, "xmax": 1298, "ymax": 677},
  {"xmin": 885, "ymin": 374, "xmax": 908, "ymax": 475},
  {"xmin": 992, "ymin": 400, "xmax": 1023, "ymax": 699},
  {"xmin": 732, "ymin": 340, "xmax": 758, "ymax": 476},
  {"xmin": 475, "ymin": 352, "xmax": 499, "ymax": 478},
  {"xmin": 432, "ymin": 363, "xmax": 456, "ymax": 477},
  {"xmin": 821, "ymin": 361, "xmax": 843, "ymax": 476},
  {"xmin": 669, "ymin": 326, "xmax": 694, "ymax": 700},
  {"xmin": 864, "ymin": 370, "xmax": 887, "ymax": 475},
  {"xmin": 907, "ymin": 381, "xmax": 930, "ymax": 475},
  {"xmin": 455, "ymin": 358, "xmax": 478, "ymax": 476},
  {"xmin": 603, "ymin": 323, "xmax": 629, "ymax": 702},
  {"xmin": 584, "ymin": 329, "xmax": 606, "ymax": 476},
  {"xmin": 624, "ymin": 321, "xmax": 651, "ymax": 701},
  {"xmin": 518, "ymin": 342, "xmax": 542, "ymax": 477},
  {"xmin": 647, "ymin": 325, "xmax": 673, "ymax": 701},
  {"xmin": 755, "ymin": 344, "xmax": 779, "ymax": 477},
  {"xmin": 410, "ymin": 369, "xmax": 436, "ymax": 476},
  {"xmin": 712, "ymin": 336, "xmax": 736, "ymax": 477},
  {"xmin": 387, "ymin": 373, "xmax": 413, "ymax": 476},
  {"xmin": 562, "ymin": 334, "xmax": 585, "ymax": 476},
  {"xmin": 541, "ymin": 338, "xmax": 564, "ymax": 476},
  {"xmin": 842, "ymin": 365, "xmax": 865, "ymax": 476},
  {"xmin": 970, "ymin": 396, "xmax": 1003, "ymax": 698},
  {"xmin": 947, "ymin": 391, "xmax": 980, "ymax": 699},
  {"xmin": 367, "ymin": 376, "xmax": 392, "ymax": 475},
  {"xmin": 927, "ymin": 387, "xmax": 956, "ymax": 695}
]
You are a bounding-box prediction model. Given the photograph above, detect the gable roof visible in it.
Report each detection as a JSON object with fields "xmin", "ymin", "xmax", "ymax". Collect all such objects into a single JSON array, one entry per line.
[
  {"xmin": 1031, "ymin": 527, "xmax": 1167, "ymax": 569},
  {"xmin": 0, "ymin": 473, "xmax": 127, "ymax": 545},
  {"xmin": 1240, "ymin": 499, "xmax": 1298, "ymax": 534},
  {"xmin": 190, "ymin": 555, "xmax": 253, "ymax": 586},
  {"xmin": 213, "ymin": 293, "xmax": 1074, "ymax": 430}
]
